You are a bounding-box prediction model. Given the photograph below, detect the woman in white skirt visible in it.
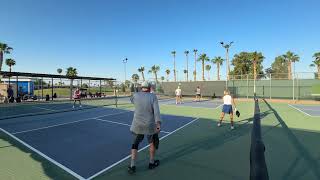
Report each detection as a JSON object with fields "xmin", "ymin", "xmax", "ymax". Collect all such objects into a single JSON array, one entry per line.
[{"xmin": 217, "ymin": 90, "xmax": 237, "ymax": 130}]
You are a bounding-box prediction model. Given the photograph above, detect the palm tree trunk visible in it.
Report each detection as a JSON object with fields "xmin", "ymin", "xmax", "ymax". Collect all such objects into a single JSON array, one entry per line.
[
  {"xmin": 288, "ymin": 61, "xmax": 292, "ymax": 80},
  {"xmin": 167, "ymin": 74, "xmax": 169, "ymax": 81},
  {"xmin": 212, "ymin": 63, "xmax": 215, "ymax": 80},
  {"xmin": 0, "ymin": 51, "xmax": 3, "ymax": 72},
  {"xmin": 186, "ymin": 56, "xmax": 189, "ymax": 81},
  {"xmin": 174, "ymin": 56, "xmax": 176, "ymax": 82},
  {"xmin": 142, "ymin": 72, "xmax": 145, "ymax": 81},
  {"xmin": 154, "ymin": 72, "xmax": 158, "ymax": 82},
  {"xmin": 217, "ymin": 64, "xmax": 220, "ymax": 80},
  {"xmin": 8, "ymin": 66, "xmax": 12, "ymax": 85},
  {"xmin": 254, "ymin": 61, "xmax": 257, "ymax": 80},
  {"xmin": 194, "ymin": 53, "xmax": 197, "ymax": 81},
  {"xmin": 202, "ymin": 61, "xmax": 205, "ymax": 81}
]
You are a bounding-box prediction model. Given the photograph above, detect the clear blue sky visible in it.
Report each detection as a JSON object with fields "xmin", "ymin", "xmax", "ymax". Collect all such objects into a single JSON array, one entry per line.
[{"xmin": 1, "ymin": 0, "xmax": 319, "ymax": 81}]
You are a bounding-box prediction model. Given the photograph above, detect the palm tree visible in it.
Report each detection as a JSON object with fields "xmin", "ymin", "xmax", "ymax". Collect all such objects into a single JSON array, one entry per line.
[
  {"xmin": 283, "ymin": 51, "xmax": 300, "ymax": 80},
  {"xmin": 148, "ymin": 65, "xmax": 160, "ymax": 82},
  {"xmin": 212, "ymin": 56, "xmax": 224, "ymax": 80},
  {"xmin": 183, "ymin": 69, "xmax": 188, "ymax": 81},
  {"xmin": 138, "ymin": 67, "xmax": 145, "ymax": 81},
  {"xmin": 165, "ymin": 69, "xmax": 170, "ymax": 81},
  {"xmin": 171, "ymin": 51, "xmax": 177, "ymax": 82},
  {"xmin": 5, "ymin": 58, "xmax": 16, "ymax": 85},
  {"xmin": 57, "ymin": 68, "xmax": 63, "ymax": 86},
  {"xmin": 66, "ymin": 67, "xmax": 78, "ymax": 99},
  {"xmin": 310, "ymin": 52, "xmax": 320, "ymax": 79},
  {"xmin": 0, "ymin": 43, "xmax": 13, "ymax": 72},
  {"xmin": 205, "ymin": 65, "xmax": 211, "ymax": 80},
  {"xmin": 184, "ymin": 50, "xmax": 189, "ymax": 81},
  {"xmin": 197, "ymin": 53, "xmax": 210, "ymax": 81},
  {"xmin": 131, "ymin": 74, "xmax": 139, "ymax": 82},
  {"xmin": 5, "ymin": 58, "xmax": 16, "ymax": 72},
  {"xmin": 193, "ymin": 49, "xmax": 198, "ymax": 81},
  {"xmin": 251, "ymin": 51, "xmax": 264, "ymax": 80},
  {"xmin": 161, "ymin": 76, "xmax": 165, "ymax": 82}
]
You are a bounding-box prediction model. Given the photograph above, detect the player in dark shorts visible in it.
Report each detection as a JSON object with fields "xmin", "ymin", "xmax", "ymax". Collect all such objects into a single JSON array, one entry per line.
[
  {"xmin": 217, "ymin": 90, "xmax": 237, "ymax": 130},
  {"xmin": 128, "ymin": 81, "xmax": 161, "ymax": 174},
  {"xmin": 194, "ymin": 86, "xmax": 201, "ymax": 102},
  {"xmin": 73, "ymin": 88, "xmax": 82, "ymax": 108}
]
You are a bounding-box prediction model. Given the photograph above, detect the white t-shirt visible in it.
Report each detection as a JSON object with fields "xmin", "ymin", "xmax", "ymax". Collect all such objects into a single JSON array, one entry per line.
[
  {"xmin": 175, "ymin": 89, "xmax": 182, "ymax": 96},
  {"xmin": 223, "ymin": 95, "xmax": 232, "ymax": 105},
  {"xmin": 196, "ymin": 88, "xmax": 201, "ymax": 94}
]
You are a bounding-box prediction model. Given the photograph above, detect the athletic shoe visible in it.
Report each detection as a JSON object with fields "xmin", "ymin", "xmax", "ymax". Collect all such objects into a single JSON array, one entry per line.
[
  {"xmin": 72, "ymin": 106, "xmax": 75, "ymax": 109},
  {"xmin": 231, "ymin": 126, "xmax": 235, "ymax": 130},
  {"xmin": 217, "ymin": 123, "xmax": 221, "ymax": 127},
  {"xmin": 148, "ymin": 160, "xmax": 160, "ymax": 169},
  {"xmin": 127, "ymin": 166, "xmax": 136, "ymax": 174},
  {"xmin": 80, "ymin": 105, "xmax": 82, "ymax": 108}
]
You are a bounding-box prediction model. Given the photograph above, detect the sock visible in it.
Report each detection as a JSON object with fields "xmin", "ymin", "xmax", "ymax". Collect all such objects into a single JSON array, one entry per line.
[
  {"xmin": 231, "ymin": 121, "xmax": 234, "ymax": 126},
  {"xmin": 150, "ymin": 158, "xmax": 154, "ymax": 164},
  {"xmin": 130, "ymin": 159, "xmax": 135, "ymax": 167}
]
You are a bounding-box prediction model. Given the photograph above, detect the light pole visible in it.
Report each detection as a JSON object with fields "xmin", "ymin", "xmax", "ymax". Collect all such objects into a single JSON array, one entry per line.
[
  {"xmin": 123, "ymin": 58, "xmax": 128, "ymax": 83},
  {"xmin": 293, "ymin": 61, "xmax": 295, "ymax": 100},
  {"xmin": 220, "ymin": 41, "xmax": 233, "ymax": 90}
]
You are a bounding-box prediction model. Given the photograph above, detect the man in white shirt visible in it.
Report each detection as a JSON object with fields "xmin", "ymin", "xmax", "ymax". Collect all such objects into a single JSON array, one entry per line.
[{"xmin": 175, "ymin": 86, "xmax": 182, "ymax": 104}]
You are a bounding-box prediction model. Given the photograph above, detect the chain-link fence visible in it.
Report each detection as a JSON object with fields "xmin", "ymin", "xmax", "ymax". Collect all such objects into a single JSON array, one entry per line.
[{"xmin": 158, "ymin": 72, "xmax": 320, "ymax": 100}]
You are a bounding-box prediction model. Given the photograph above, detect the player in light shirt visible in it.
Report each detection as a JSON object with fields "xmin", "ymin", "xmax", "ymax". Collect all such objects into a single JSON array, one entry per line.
[
  {"xmin": 217, "ymin": 90, "xmax": 237, "ymax": 130},
  {"xmin": 175, "ymin": 86, "xmax": 182, "ymax": 104}
]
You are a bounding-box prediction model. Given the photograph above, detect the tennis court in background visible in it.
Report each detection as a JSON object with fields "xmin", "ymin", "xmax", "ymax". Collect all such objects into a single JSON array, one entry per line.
[
  {"xmin": 288, "ymin": 104, "xmax": 320, "ymax": 117},
  {"xmin": 1, "ymin": 98, "xmax": 320, "ymax": 180},
  {"xmin": 117, "ymin": 96, "xmax": 224, "ymax": 109},
  {"xmin": 0, "ymin": 106, "xmax": 197, "ymax": 180}
]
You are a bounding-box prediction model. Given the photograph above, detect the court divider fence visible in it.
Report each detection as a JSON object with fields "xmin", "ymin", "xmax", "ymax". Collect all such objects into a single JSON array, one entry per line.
[{"xmin": 160, "ymin": 72, "xmax": 320, "ymax": 100}]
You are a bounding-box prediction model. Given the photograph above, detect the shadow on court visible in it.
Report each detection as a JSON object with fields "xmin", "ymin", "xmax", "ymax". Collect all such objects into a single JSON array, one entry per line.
[
  {"xmin": 260, "ymin": 100, "xmax": 320, "ymax": 180},
  {"xmin": 0, "ymin": 130, "xmax": 76, "ymax": 180}
]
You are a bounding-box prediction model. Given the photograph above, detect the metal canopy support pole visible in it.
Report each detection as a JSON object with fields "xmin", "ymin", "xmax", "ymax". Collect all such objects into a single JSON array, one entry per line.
[
  {"xmin": 99, "ymin": 80, "xmax": 102, "ymax": 95},
  {"xmin": 16, "ymin": 76, "xmax": 19, "ymax": 98},
  {"xmin": 88, "ymin": 80, "xmax": 91, "ymax": 96},
  {"xmin": 51, "ymin": 78, "xmax": 54, "ymax": 100},
  {"xmin": 41, "ymin": 77, "xmax": 44, "ymax": 100}
]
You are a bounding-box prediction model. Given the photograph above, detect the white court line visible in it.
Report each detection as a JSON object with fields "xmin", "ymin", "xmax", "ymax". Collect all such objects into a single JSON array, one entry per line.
[
  {"xmin": 0, "ymin": 128, "xmax": 86, "ymax": 180},
  {"xmin": 287, "ymin": 104, "xmax": 318, "ymax": 117},
  {"xmin": 94, "ymin": 118, "xmax": 171, "ymax": 134},
  {"xmin": 12, "ymin": 111, "xmax": 132, "ymax": 135},
  {"xmin": 87, "ymin": 117, "xmax": 199, "ymax": 180},
  {"xmin": 33, "ymin": 106, "xmax": 56, "ymax": 111},
  {"xmin": 162, "ymin": 103, "xmax": 223, "ymax": 110}
]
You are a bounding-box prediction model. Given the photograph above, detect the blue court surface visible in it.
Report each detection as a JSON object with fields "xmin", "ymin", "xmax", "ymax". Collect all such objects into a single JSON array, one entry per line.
[
  {"xmin": 160, "ymin": 99, "xmax": 223, "ymax": 109},
  {"xmin": 0, "ymin": 107, "xmax": 196, "ymax": 180},
  {"xmin": 288, "ymin": 104, "xmax": 320, "ymax": 117}
]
